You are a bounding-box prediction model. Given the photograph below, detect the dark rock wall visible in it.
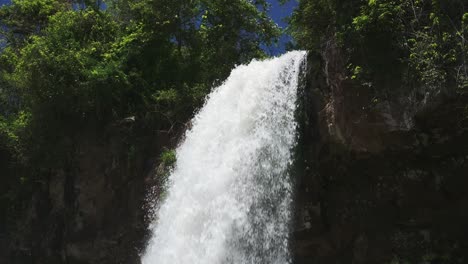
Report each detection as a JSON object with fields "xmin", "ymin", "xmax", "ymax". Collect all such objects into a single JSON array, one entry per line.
[
  {"xmin": 293, "ymin": 44, "xmax": 468, "ymax": 264},
  {"xmin": 2, "ymin": 122, "xmax": 180, "ymax": 264}
]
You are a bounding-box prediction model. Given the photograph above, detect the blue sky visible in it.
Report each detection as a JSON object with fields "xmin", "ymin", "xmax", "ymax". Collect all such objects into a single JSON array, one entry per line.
[
  {"xmin": 0, "ymin": 0, "xmax": 297, "ymax": 54},
  {"xmin": 266, "ymin": 0, "xmax": 298, "ymax": 55}
]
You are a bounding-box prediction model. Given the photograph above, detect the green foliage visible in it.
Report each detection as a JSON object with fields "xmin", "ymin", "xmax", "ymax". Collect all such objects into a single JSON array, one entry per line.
[
  {"xmin": 157, "ymin": 148, "xmax": 176, "ymax": 199},
  {"xmin": 160, "ymin": 149, "xmax": 176, "ymax": 167},
  {"xmin": 0, "ymin": 111, "xmax": 30, "ymax": 156},
  {"xmin": 288, "ymin": 0, "xmax": 336, "ymax": 50},
  {"xmin": 0, "ymin": 0, "xmax": 67, "ymax": 48},
  {"xmin": 0, "ymin": 0, "xmax": 279, "ymax": 189},
  {"xmin": 14, "ymin": 10, "xmax": 124, "ymax": 124},
  {"xmin": 289, "ymin": 0, "xmax": 467, "ymax": 95}
]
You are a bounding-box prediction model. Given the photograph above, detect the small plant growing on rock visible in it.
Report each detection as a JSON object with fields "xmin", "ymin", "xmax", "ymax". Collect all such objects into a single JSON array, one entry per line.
[{"xmin": 160, "ymin": 149, "xmax": 176, "ymax": 167}]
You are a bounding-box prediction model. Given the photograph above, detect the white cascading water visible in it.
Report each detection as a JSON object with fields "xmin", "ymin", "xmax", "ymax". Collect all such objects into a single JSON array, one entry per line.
[{"xmin": 142, "ymin": 51, "xmax": 307, "ymax": 264}]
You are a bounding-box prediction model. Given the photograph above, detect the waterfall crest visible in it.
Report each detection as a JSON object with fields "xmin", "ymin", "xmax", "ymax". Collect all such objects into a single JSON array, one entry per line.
[{"xmin": 142, "ymin": 51, "xmax": 307, "ymax": 264}]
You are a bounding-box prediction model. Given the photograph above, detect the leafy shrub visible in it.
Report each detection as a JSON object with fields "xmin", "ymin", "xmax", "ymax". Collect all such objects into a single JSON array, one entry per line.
[{"xmin": 160, "ymin": 149, "xmax": 176, "ymax": 167}]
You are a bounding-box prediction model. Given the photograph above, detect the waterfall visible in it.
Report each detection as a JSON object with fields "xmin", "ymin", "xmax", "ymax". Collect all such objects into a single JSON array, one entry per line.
[{"xmin": 142, "ymin": 51, "xmax": 307, "ymax": 264}]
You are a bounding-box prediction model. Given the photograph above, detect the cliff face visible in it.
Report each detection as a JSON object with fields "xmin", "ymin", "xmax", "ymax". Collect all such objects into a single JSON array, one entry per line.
[
  {"xmin": 2, "ymin": 47, "xmax": 467, "ymax": 264},
  {"xmin": 1, "ymin": 122, "xmax": 180, "ymax": 264},
  {"xmin": 293, "ymin": 43, "xmax": 468, "ymax": 263}
]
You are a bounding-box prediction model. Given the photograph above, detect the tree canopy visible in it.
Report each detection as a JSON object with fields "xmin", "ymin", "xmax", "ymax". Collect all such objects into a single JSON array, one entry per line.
[
  {"xmin": 288, "ymin": 0, "xmax": 467, "ymax": 97},
  {"xmin": 0, "ymin": 0, "xmax": 280, "ymax": 204}
]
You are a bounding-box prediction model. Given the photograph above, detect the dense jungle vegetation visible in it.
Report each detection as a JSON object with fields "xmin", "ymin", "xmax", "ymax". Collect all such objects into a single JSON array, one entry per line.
[
  {"xmin": 288, "ymin": 0, "xmax": 467, "ymax": 99},
  {"xmin": 0, "ymin": 0, "xmax": 280, "ymax": 213}
]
